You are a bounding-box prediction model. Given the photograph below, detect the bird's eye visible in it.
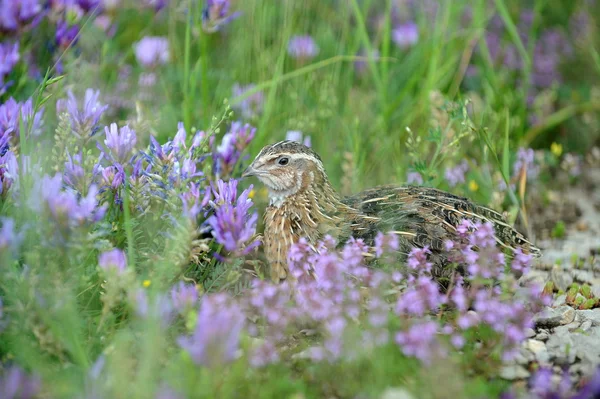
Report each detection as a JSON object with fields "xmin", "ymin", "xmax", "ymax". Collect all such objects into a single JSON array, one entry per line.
[{"xmin": 278, "ymin": 157, "xmax": 289, "ymax": 166}]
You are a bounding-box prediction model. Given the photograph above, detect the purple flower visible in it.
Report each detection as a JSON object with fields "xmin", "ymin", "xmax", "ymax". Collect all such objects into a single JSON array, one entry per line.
[
  {"xmin": 374, "ymin": 231, "xmax": 399, "ymax": 257},
  {"xmin": 56, "ymin": 88, "xmax": 108, "ymax": 136},
  {"xmin": 134, "ymin": 290, "xmax": 174, "ymax": 327},
  {"xmin": 18, "ymin": 98, "xmax": 44, "ymax": 137},
  {"xmin": 406, "ymin": 246, "xmax": 432, "ymax": 273},
  {"xmin": 444, "ymin": 160, "xmax": 469, "ymax": 187},
  {"xmin": 250, "ymin": 341, "xmax": 279, "ymax": 368},
  {"xmin": 513, "ymin": 147, "xmax": 538, "ymax": 179},
  {"xmin": 396, "ymin": 276, "xmax": 445, "ymax": 316},
  {"xmin": 0, "ymin": 217, "xmax": 21, "ymax": 253},
  {"xmin": 287, "ymin": 35, "xmax": 319, "ymax": 60},
  {"xmin": 285, "ymin": 130, "xmax": 311, "ymax": 147},
  {"xmin": 531, "ymin": 29, "xmax": 572, "ymax": 88},
  {"xmin": 0, "ymin": 365, "xmax": 41, "ymax": 399},
  {"xmin": 102, "ymin": 123, "xmax": 137, "ymax": 163},
  {"xmin": 98, "ymin": 248, "xmax": 127, "ymax": 274},
  {"xmin": 56, "ymin": 20, "xmax": 80, "ymax": 49},
  {"xmin": 572, "ymin": 367, "xmax": 600, "ymax": 399},
  {"xmin": 177, "ymin": 294, "xmax": 245, "ymax": 367},
  {"xmin": 181, "ymin": 182, "xmax": 209, "ymax": 221},
  {"xmin": 395, "ymin": 321, "xmax": 441, "ymax": 364},
  {"xmin": 134, "ymin": 36, "xmax": 170, "ymax": 68},
  {"xmin": 29, "ymin": 173, "xmax": 106, "ymax": 227},
  {"xmin": 406, "ymin": 171, "xmax": 423, "ymax": 185},
  {"xmin": 469, "ymin": 221, "xmax": 496, "ymax": 249},
  {"xmin": 63, "ymin": 151, "xmax": 85, "ymax": 190},
  {"xmin": 0, "ymin": 97, "xmax": 44, "ymax": 141},
  {"xmin": 0, "ymin": 149, "xmax": 18, "ymax": 198},
  {"xmin": 562, "ymin": 153, "xmax": 582, "ymax": 177},
  {"xmin": 511, "ymin": 248, "xmax": 532, "ymax": 276},
  {"xmin": 232, "ymin": 84, "xmax": 264, "ymax": 119},
  {"xmin": 392, "ymin": 22, "xmax": 419, "ymax": 49},
  {"xmin": 170, "ymin": 281, "xmax": 199, "ymax": 314},
  {"xmin": 172, "ymin": 122, "xmax": 187, "ymax": 151},
  {"xmin": 142, "ymin": 0, "xmax": 169, "ymax": 11},
  {"xmin": 0, "ymin": 0, "xmax": 43, "ymax": 31},
  {"xmin": 99, "ymin": 163, "xmax": 125, "ymax": 189},
  {"xmin": 210, "ymin": 178, "xmax": 238, "ymax": 206},
  {"xmin": 529, "ymin": 367, "xmax": 554, "ymax": 396},
  {"xmin": 214, "ymin": 122, "xmax": 256, "ymax": 175},
  {"xmin": 73, "ymin": 0, "xmax": 102, "ymax": 12},
  {"xmin": 0, "ymin": 42, "xmax": 19, "ymax": 95},
  {"xmin": 230, "ymin": 121, "xmax": 256, "ymax": 150},
  {"xmin": 207, "ymin": 182, "xmax": 259, "ymax": 255},
  {"xmin": 202, "ymin": 0, "xmax": 241, "ymax": 33}
]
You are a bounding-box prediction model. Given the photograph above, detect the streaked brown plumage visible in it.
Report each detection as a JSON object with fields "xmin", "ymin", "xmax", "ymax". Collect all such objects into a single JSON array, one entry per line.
[{"xmin": 243, "ymin": 141, "xmax": 541, "ymax": 283}]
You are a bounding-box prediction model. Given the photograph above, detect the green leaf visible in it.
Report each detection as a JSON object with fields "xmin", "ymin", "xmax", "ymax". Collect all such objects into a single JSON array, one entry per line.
[
  {"xmin": 46, "ymin": 74, "xmax": 65, "ymax": 86},
  {"xmin": 38, "ymin": 93, "xmax": 54, "ymax": 108}
]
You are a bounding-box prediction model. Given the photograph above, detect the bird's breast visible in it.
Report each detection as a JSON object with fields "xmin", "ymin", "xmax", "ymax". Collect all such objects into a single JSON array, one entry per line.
[{"xmin": 263, "ymin": 201, "xmax": 326, "ymax": 281}]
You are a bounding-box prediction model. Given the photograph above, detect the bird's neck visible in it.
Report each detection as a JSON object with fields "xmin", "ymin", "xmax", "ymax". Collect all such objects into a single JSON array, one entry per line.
[{"xmin": 269, "ymin": 171, "xmax": 349, "ymax": 218}]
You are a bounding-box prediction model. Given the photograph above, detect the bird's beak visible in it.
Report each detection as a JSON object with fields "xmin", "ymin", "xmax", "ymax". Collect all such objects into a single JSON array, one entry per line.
[{"xmin": 242, "ymin": 165, "xmax": 256, "ymax": 178}]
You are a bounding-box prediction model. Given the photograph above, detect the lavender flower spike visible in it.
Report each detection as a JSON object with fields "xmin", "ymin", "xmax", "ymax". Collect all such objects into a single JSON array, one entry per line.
[
  {"xmin": 444, "ymin": 160, "xmax": 469, "ymax": 187},
  {"xmin": 232, "ymin": 84, "xmax": 264, "ymax": 119},
  {"xmin": 177, "ymin": 294, "xmax": 245, "ymax": 367},
  {"xmin": 0, "ymin": 149, "xmax": 18, "ymax": 198},
  {"xmin": 0, "ymin": 365, "xmax": 41, "ymax": 399},
  {"xmin": 171, "ymin": 281, "xmax": 199, "ymax": 314},
  {"xmin": 0, "ymin": 42, "xmax": 19, "ymax": 95},
  {"xmin": 56, "ymin": 88, "xmax": 108, "ymax": 136},
  {"xmin": 287, "ymin": 35, "xmax": 319, "ymax": 60},
  {"xmin": 207, "ymin": 181, "xmax": 259, "ymax": 255},
  {"xmin": 98, "ymin": 248, "xmax": 127, "ymax": 274},
  {"xmin": 134, "ymin": 36, "xmax": 170, "ymax": 68},
  {"xmin": 392, "ymin": 22, "xmax": 419, "ymax": 49},
  {"xmin": 202, "ymin": 0, "xmax": 241, "ymax": 33},
  {"xmin": 103, "ymin": 123, "xmax": 137, "ymax": 163}
]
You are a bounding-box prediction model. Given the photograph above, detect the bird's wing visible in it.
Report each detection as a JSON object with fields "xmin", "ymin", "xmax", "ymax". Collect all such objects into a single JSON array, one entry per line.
[{"xmin": 342, "ymin": 185, "xmax": 541, "ymax": 258}]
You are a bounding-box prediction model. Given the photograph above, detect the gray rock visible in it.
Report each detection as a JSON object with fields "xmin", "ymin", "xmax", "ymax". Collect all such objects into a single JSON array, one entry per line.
[
  {"xmin": 558, "ymin": 306, "xmax": 576, "ymax": 325},
  {"xmin": 380, "ymin": 388, "xmax": 415, "ymax": 399},
  {"xmin": 514, "ymin": 347, "xmax": 535, "ymax": 365},
  {"xmin": 535, "ymin": 330, "xmax": 550, "ymax": 341},
  {"xmin": 552, "ymin": 294, "xmax": 567, "ymax": 307},
  {"xmin": 525, "ymin": 339, "xmax": 550, "ymax": 365},
  {"xmin": 525, "ymin": 328, "xmax": 536, "ymax": 338},
  {"xmin": 534, "ymin": 307, "xmax": 563, "ymax": 328},
  {"xmin": 534, "ymin": 306, "xmax": 575, "ymax": 328},
  {"xmin": 520, "ymin": 270, "xmax": 549, "ymax": 288},
  {"xmin": 578, "ymin": 309, "xmax": 600, "ymax": 326},
  {"xmin": 546, "ymin": 328, "xmax": 576, "ymax": 365},
  {"xmin": 553, "ymin": 325, "xmax": 570, "ymax": 336},
  {"xmin": 580, "ymin": 320, "xmax": 593, "ymax": 331},
  {"xmin": 564, "ymin": 320, "xmax": 582, "ymax": 331},
  {"xmin": 500, "ymin": 365, "xmax": 530, "ymax": 380},
  {"xmin": 571, "ymin": 327, "xmax": 600, "ymax": 366},
  {"xmin": 552, "ymin": 267, "xmax": 574, "ymax": 291},
  {"xmin": 591, "ymin": 280, "xmax": 600, "ymax": 298},
  {"xmin": 573, "ymin": 270, "xmax": 595, "ymax": 284}
]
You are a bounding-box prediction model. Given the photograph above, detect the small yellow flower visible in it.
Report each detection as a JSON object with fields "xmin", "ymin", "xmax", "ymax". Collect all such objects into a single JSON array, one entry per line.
[
  {"xmin": 248, "ymin": 189, "xmax": 255, "ymax": 199},
  {"xmin": 468, "ymin": 180, "xmax": 479, "ymax": 192},
  {"xmin": 143, "ymin": 280, "xmax": 151, "ymax": 288},
  {"xmin": 550, "ymin": 142, "xmax": 563, "ymax": 157}
]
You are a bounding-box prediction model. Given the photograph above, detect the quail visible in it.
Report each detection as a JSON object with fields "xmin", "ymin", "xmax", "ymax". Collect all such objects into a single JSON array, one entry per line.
[{"xmin": 242, "ymin": 141, "xmax": 541, "ymax": 283}]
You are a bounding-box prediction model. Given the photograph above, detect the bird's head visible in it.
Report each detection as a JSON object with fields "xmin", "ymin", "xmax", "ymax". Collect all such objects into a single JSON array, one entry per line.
[{"xmin": 242, "ymin": 141, "xmax": 330, "ymax": 203}]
